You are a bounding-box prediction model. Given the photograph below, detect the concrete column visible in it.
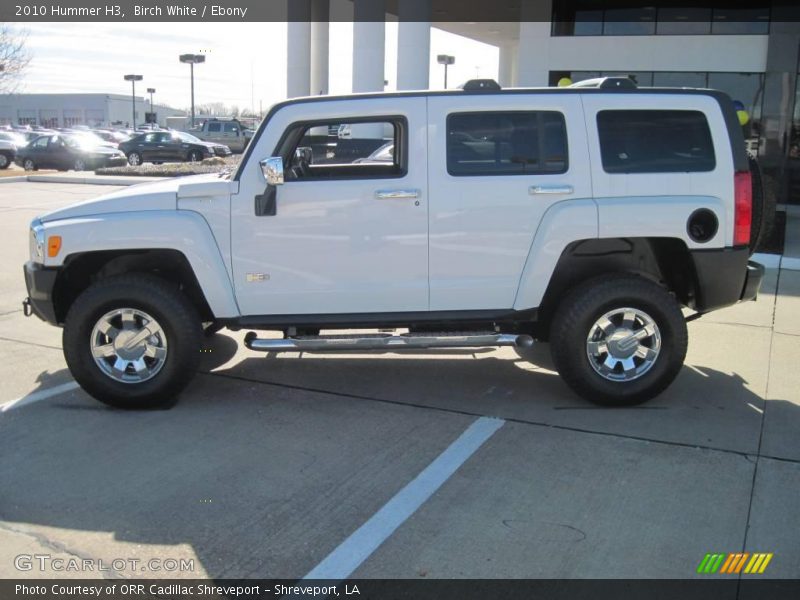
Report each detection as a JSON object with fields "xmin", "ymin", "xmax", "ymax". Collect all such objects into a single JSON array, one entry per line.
[
  {"xmin": 517, "ymin": 21, "xmax": 551, "ymax": 86},
  {"xmin": 397, "ymin": 0, "xmax": 430, "ymax": 90},
  {"xmin": 352, "ymin": 0, "xmax": 385, "ymax": 93},
  {"xmin": 498, "ymin": 42, "xmax": 519, "ymax": 87},
  {"xmin": 287, "ymin": 0, "xmax": 311, "ymax": 98},
  {"xmin": 310, "ymin": 0, "xmax": 329, "ymax": 95}
]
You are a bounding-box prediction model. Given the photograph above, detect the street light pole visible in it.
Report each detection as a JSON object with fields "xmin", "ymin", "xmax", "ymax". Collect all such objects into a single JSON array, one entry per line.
[
  {"xmin": 123, "ymin": 74, "xmax": 143, "ymax": 128},
  {"xmin": 147, "ymin": 87, "xmax": 156, "ymax": 124},
  {"xmin": 437, "ymin": 55, "xmax": 455, "ymax": 89},
  {"xmin": 179, "ymin": 53, "xmax": 206, "ymax": 128}
]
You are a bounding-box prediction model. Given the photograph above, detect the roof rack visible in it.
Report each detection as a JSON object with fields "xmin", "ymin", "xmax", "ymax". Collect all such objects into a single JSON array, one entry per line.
[
  {"xmin": 569, "ymin": 77, "xmax": 637, "ymax": 90},
  {"xmin": 460, "ymin": 79, "xmax": 502, "ymax": 91}
]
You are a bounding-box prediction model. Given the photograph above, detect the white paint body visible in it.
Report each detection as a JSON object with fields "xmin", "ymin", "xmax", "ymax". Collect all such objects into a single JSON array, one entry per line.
[{"xmin": 32, "ymin": 90, "xmax": 736, "ymax": 320}]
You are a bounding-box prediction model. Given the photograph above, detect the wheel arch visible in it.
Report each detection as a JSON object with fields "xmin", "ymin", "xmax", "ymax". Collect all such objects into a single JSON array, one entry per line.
[
  {"xmin": 533, "ymin": 237, "xmax": 696, "ymax": 341},
  {"xmin": 52, "ymin": 249, "xmax": 215, "ymax": 324}
]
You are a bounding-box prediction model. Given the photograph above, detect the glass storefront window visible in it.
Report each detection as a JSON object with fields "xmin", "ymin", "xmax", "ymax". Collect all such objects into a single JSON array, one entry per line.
[
  {"xmin": 656, "ymin": 8, "xmax": 712, "ymax": 35},
  {"xmin": 603, "ymin": 8, "xmax": 657, "ymax": 35},
  {"xmin": 653, "ymin": 72, "xmax": 708, "ymax": 88},
  {"xmin": 711, "ymin": 8, "xmax": 769, "ymax": 34}
]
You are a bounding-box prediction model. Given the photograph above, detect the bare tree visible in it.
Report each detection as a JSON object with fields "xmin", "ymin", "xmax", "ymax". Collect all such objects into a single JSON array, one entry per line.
[{"xmin": 0, "ymin": 24, "xmax": 31, "ymax": 93}]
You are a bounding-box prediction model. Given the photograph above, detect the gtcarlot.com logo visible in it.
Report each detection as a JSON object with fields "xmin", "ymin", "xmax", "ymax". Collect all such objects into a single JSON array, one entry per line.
[
  {"xmin": 697, "ymin": 552, "xmax": 773, "ymax": 575},
  {"xmin": 15, "ymin": 554, "xmax": 195, "ymax": 573}
]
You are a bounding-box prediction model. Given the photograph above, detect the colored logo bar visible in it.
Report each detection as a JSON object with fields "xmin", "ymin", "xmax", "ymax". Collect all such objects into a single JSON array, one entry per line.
[{"xmin": 697, "ymin": 552, "xmax": 773, "ymax": 574}]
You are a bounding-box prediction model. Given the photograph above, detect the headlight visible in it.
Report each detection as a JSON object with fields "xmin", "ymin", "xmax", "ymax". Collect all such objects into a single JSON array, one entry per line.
[{"xmin": 29, "ymin": 218, "xmax": 45, "ymax": 263}]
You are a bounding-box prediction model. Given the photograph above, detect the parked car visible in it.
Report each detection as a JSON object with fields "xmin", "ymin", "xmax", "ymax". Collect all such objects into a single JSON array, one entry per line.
[
  {"xmin": 0, "ymin": 131, "xmax": 29, "ymax": 169},
  {"xmin": 92, "ymin": 130, "xmax": 131, "ymax": 146},
  {"xmin": 186, "ymin": 117, "xmax": 253, "ymax": 153},
  {"xmin": 119, "ymin": 130, "xmax": 232, "ymax": 166},
  {"xmin": 22, "ymin": 77, "xmax": 766, "ymax": 409},
  {"xmin": 15, "ymin": 133, "xmax": 127, "ymax": 171}
]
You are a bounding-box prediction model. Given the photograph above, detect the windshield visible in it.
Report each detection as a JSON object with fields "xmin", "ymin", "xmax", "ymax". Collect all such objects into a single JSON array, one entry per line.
[
  {"xmin": 68, "ymin": 132, "xmax": 108, "ymax": 148},
  {"xmin": 63, "ymin": 134, "xmax": 105, "ymax": 150},
  {"xmin": 0, "ymin": 132, "xmax": 28, "ymax": 146},
  {"xmin": 175, "ymin": 131, "xmax": 202, "ymax": 143}
]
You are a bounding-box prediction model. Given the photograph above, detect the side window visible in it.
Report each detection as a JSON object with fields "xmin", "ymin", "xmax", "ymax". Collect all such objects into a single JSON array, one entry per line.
[
  {"xmin": 597, "ymin": 110, "xmax": 715, "ymax": 173},
  {"xmin": 281, "ymin": 118, "xmax": 405, "ymax": 181},
  {"xmin": 446, "ymin": 111, "xmax": 568, "ymax": 176},
  {"xmin": 223, "ymin": 122, "xmax": 239, "ymax": 133},
  {"xmin": 143, "ymin": 133, "xmax": 158, "ymax": 143},
  {"xmin": 33, "ymin": 137, "xmax": 50, "ymax": 148},
  {"xmin": 207, "ymin": 122, "xmax": 222, "ymax": 133}
]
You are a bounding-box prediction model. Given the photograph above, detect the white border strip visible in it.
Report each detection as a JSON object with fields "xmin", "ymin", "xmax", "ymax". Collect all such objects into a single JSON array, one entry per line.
[
  {"xmin": 301, "ymin": 416, "xmax": 505, "ymax": 582},
  {"xmin": 1, "ymin": 381, "xmax": 80, "ymax": 412}
]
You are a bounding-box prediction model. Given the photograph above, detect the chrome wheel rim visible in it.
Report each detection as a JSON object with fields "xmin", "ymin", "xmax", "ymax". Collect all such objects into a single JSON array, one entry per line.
[
  {"xmin": 23, "ymin": 159, "xmax": 34, "ymax": 171},
  {"xmin": 586, "ymin": 307, "xmax": 661, "ymax": 382},
  {"xmin": 128, "ymin": 154, "xmax": 140, "ymax": 166},
  {"xmin": 74, "ymin": 159, "xmax": 85, "ymax": 170},
  {"xmin": 90, "ymin": 308, "xmax": 168, "ymax": 384}
]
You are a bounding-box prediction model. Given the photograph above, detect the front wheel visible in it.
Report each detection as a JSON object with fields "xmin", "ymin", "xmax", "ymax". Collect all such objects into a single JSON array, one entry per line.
[
  {"xmin": 23, "ymin": 158, "xmax": 36, "ymax": 171},
  {"xmin": 73, "ymin": 158, "xmax": 86, "ymax": 171},
  {"xmin": 187, "ymin": 150, "xmax": 203, "ymax": 163},
  {"xmin": 549, "ymin": 274, "xmax": 688, "ymax": 406},
  {"xmin": 127, "ymin": 152, "xmax": 142, "ymax": 166},
  {"xmin": 63, "ymin": 274, "xmax": 202, "ymax": 409}
]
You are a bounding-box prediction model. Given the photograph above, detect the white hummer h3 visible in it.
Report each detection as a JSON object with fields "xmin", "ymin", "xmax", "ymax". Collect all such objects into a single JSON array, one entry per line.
[{"xmin": 23, "ymin": 78, "xmax": 767, "ymax": 409}]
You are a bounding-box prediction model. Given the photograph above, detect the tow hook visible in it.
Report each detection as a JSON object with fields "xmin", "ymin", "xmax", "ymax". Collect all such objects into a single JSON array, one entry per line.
[{"xmin": 22, "ymin": 297, "xmax": 32, "ymax": 317}]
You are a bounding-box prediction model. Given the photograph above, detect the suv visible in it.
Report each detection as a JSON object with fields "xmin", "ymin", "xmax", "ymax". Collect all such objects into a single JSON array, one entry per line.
[{"xmin": 22, "ymin": 78, "xmax": 766, "ymax": 409}]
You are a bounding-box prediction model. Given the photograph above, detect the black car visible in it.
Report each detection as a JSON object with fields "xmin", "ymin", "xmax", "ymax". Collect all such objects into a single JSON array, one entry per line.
[
  {"xmin": 118, "ymin": 131, "xmax": 232, "ymax": 166},
  {"xmin": 15, "ymin": 134, "xmax": 127, "ymax": 171}
]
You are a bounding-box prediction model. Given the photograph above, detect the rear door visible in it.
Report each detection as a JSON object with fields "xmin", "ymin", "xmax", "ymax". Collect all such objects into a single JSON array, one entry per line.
[{"xmin": 427, "ymin": 94, "xmax": 592, "ymax": 310}]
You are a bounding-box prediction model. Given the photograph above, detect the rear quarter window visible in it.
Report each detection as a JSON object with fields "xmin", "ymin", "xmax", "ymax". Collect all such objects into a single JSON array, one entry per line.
[{"xmin": 597, "ymin": 110, "xmax": 715, "ymax": 173}]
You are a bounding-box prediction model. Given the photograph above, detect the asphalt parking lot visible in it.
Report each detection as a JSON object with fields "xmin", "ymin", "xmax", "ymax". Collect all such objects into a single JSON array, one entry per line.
[{"xmin": 0, "ymin": 182, "xmax": 799, "ymax": 586}]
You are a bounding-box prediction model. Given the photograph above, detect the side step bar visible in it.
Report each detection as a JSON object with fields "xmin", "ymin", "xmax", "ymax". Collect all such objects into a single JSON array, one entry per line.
[{"xmin": 244, "ymin": 331, "xmax": 534, "ymax": 353}]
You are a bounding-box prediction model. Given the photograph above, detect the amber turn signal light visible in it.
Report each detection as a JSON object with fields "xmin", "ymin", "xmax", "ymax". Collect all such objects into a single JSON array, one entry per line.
[{"xmin": 47, "ymin": 235, "xmax": 62, "ymax": 257}]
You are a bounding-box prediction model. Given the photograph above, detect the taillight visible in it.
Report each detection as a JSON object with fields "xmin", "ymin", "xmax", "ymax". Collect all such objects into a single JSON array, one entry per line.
[{"xmin": 734, "ymin": 171, "xmax": 752, "ymax": 247}]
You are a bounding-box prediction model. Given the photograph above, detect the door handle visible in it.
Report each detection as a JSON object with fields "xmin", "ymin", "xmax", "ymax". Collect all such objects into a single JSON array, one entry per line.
[
  {"xmin": 529, "ymin": 184, "xmax": 574, "ymax": 195},
  {"xmin": 375, "ymin": 189, "xmax": 420, "ymax": 200}
]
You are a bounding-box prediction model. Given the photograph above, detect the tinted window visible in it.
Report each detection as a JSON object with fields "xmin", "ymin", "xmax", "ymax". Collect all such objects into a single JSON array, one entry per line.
[
  {"xmin": 33, "ymin": 136, "xmax": 50, "ymax": 148},
  {"xmin": 223, "ymin": 122, "xmax": 239, "ymax": 133},
  {"xmin": 597, "ymin": 110, "xmax": 715, "ymax": 173},
  {"xmin": 447, "ymin": 111, "xmax": 568, "ymax": 176},
  {"xmin": 207, "ymin": 122, "xmax": 222, "ymax": 132}
]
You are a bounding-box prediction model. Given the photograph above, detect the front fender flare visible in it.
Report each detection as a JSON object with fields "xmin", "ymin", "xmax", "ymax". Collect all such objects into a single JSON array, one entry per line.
[{"xmin": 41, "ymin": 210, "xmax": 240, "ymax": 318}]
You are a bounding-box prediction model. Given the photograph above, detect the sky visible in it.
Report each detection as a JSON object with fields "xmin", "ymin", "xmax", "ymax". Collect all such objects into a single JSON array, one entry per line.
[{"xmin": 15, "ymin": 22, "xmax": 499, "ymax": 114}]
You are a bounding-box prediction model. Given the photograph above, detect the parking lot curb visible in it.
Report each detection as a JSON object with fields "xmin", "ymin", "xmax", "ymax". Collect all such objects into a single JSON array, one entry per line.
[
  {"xmin": 26, "ymin": 174, "xmax": 164, "ymax": 186},
  {"xmin": 0, "ymin": 174, "xmax": 166, "ymax": 186}
]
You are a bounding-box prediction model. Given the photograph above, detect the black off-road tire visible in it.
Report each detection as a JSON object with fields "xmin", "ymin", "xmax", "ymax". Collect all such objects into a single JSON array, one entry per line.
[
  {"xmin": 549, "ymin": 274, "xmax": 688, "ymax": 406},
  {"xmin": 748, "ymin": 154, "xmax": 774, "ymax": 254},
  {"xmin": 63, "ymin": 273, "xmax": 202, "ymax": 409}
]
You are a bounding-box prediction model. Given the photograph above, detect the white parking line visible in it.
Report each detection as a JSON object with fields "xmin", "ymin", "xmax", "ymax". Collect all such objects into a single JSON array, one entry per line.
[
  {"xmin": 301, "ymin": 416, "xmax": 505, "ymax": 582},
  {"xmin": 1, "ymin": 381, "xmax": 80, "ymax": 413}
]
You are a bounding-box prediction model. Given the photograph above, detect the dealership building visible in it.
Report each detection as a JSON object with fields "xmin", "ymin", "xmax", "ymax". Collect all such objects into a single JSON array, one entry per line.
[
  {"xmin": 0, "ymin": 93, "xmax": 184, "ymax": 129},
  {"xmin": 289, "ymin": 0, "xmax": 799, "ymax": 202}
]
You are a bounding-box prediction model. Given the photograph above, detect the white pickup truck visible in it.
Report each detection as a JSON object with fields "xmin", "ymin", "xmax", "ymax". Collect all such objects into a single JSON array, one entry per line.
[{"xmin": 23, "ymin": 78, "xmax": 766, "ymax": 409}]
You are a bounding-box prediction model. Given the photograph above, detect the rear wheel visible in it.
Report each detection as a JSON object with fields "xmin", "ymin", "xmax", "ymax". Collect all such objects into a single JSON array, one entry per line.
[
  {"xmin": 73, "ymin": 158, "xmax": 86, "ymax": 171},
  {"xmin": 63, "ymin": 273, "xmax": 202, "ymax": 409},
  {"xmin": 23, "ymin": 158, "xmax": 36, "ymax": 171},
  {"xmin": 549, "ymin": 274, "xmax": 687, "ymax": 406}
]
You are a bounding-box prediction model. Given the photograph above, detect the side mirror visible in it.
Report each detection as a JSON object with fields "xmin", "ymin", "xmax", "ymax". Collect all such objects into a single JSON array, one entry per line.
[{"xmin": 260, "ymin": 157, "xmax": 284, "ymax": 186}]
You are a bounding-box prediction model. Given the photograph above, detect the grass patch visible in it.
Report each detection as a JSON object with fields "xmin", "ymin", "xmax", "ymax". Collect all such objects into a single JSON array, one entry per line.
[{"xmin": 96, "ymin": 156, "xmax": 241, "ymax": 178}]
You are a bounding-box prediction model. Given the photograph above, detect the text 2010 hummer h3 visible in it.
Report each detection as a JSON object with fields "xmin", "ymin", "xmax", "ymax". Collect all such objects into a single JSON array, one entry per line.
[{"xmin": 23, "ymin": 78, "xmax": 766, "ymax": 409}]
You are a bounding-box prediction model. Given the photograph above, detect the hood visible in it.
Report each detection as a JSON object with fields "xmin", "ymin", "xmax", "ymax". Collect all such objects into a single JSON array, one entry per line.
[{"xmin": 39, "ymin": 173, "xmax": 232, "ymax": 223}]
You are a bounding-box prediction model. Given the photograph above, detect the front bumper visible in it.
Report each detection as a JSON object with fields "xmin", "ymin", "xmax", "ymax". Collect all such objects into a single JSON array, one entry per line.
[
  {"xmin": 690, "ymin": 247, "xmax": 764, "ymax": 312},
  {"xmin": 23, "ymin": 261, "xmax": 59, "ymax": 325}
]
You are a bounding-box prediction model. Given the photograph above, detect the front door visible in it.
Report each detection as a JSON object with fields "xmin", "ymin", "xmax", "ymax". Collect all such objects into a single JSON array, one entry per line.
[
  {"xmin": 231, "ymin": 97, "xmax": 429, "ymax": 316},
  {"xmin": 426, "ymin": 94, "xmax": 592, "ymax": 310}
]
